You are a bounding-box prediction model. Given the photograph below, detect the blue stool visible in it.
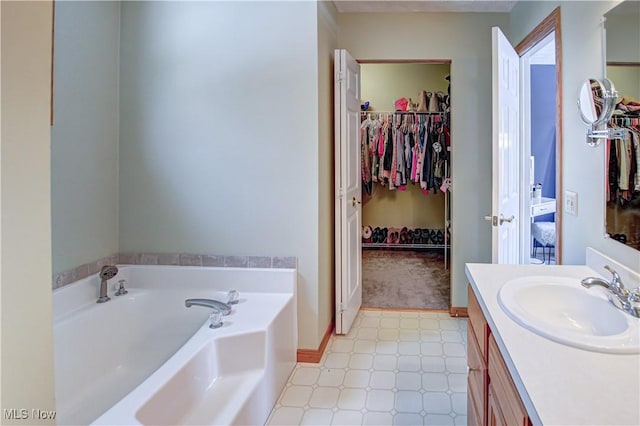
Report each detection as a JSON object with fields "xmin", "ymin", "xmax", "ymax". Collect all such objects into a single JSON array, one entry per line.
[{"xmin": 531, "ymin": 222, "xmax": 556, "ymax": 264}]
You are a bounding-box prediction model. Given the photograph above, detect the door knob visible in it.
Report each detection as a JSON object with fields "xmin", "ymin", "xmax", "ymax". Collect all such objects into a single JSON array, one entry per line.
[
  {"xmin": 484, "ymin": 215, "xmax": 497, "ymax": 226},
  {"xmin": 352, "ymin": 197, "xmax": 361, "ymax": 206},
  {"xmin": 499, "ymin": 215, "xmax": 515, "ymax": 225}
]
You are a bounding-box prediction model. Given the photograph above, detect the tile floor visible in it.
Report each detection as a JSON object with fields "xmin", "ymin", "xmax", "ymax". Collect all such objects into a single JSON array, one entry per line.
[{"xmin": 267, "ymin": 309, "xmax": 468, "ymax": 426}]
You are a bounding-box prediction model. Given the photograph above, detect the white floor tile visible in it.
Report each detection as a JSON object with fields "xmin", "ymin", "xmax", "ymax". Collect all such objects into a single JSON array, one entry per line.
[
  {"xmin": 354, "ymin": 339, "xmax": 377, "ymax": 353},
  {"xmin": 451, "ymin": 393, "xmax": 467, "ymax": 415},
  {"xmin": 363, "ymin": 411, "xmax": 394, "ymax": 425},
  {"xmin": 337, "ymin": 388, "xmax": 368, "ymax": 410},
  {"xmin": 422, "ymin": 373, "xmax": 449, "ymax": 392},
  {"xmin": 332, "ymin": 339, "xmax": 355, "ymax": 353},
  {"xmin": 424, "ymin": 413, "xmax": 455, "ymax": 425},
  {"xmin": 443, "ymin": 342, "xmax": 466, "ymax": 357},
  {"xmin": 378, "ymin": 328, "xmax": 400, "ymax": 341},
  {"xmin": 394, "ymin": 390, "xmax": 423, "ymax": 413},
  {"xmin": 300, "ymin": 408, "xmax": 333, "ymax": 425},
  {"xmin": 365, "ymin": 389, "xmax": 395, "ymax": 412},
  {"xmin": 447, "ymin": 374, "xmax": 467, "ymax": 393},
  {"xmin": 381, "ymin": 318, "xmax": 400, "ymax": 328},
  {"xmin": 422, "ymin": 392, "xmax": 452, "ymax": 414},
  {"xmin": 441, "ymin": 330, "xmax": 463, "ymax": 342},
  {"xmin": 370, "ymin": 371, "xmax": 396, "ymax": 390},
  {"xmin": 344, "ymin": 370, "xmax": 371, "ymax": 388},
  {"xmin": 358, "ymin": 327, "xmax": 379, "ymax": 340},
  {"xmin": 331, "ymin": 409, "xmax": 363, "ymax": 425},
  {"xmin": 393, "ymin": 412, "xmax": 423, "ymax": 425},
  {"xmin": 444, "ymin": 357, "xmax": 467, "ymax": 374},
  {"xmin": 375, "ymin": 340, "xmax": 399, "ymax": 354},
  {"xmin": 421, "ymin": 356, "xmax": 446, "ymax": 373},
  {"xmin": 420, "ymin": 318, "xmax": 440, "ymax": 329},
  {"xmin": 292, "ymin": 367, "xmax": 321, "ymax": 386},
  {"xmin": 280, "ymin": 385, "xmax": 313, "ymax": 407},
  {"xmin": 420, "ymin": 342, "xmax": 444, "ymax": 356},
  {"xmin": 397, "ymin": 355, "xmax": 422, "ymax": 372},
  {"xmin": 317, "ymin": 368, "xmax": 345, "ymax": 387},
  {"xmin": 454, "ymin": 415, "xmax": 468, "ymax": 425},
  {"xmin": 400, "ymin": 318, "xmax": 420, "ymax": 329},
  {"xmin": 267, "ymin": 407, "xmax": 305, "ymax": 425},
  {"xmin": 325, "ymin": 353, "xmax": 350, "ymax": 369},
  {"xmin": 396, "ymin": 372, "xmax": 422, "ymax": 391},
  {"xmin": 349, "ymin": 353, "xmax": 374, "ymax": 370},
  {"xmin": 309, "ymin": 386, "xmax": 340, "ymax": 409},
  {"xmin": 269, "ymin": 310, "xmax": 469, "ymax": 425},
  {"xmin": 372, "ymin": 354, "xmax": 397, "ymax": 371},
  {"xmin": 398, "ymin": 341, "xmax": 421, "ymax": 355}
]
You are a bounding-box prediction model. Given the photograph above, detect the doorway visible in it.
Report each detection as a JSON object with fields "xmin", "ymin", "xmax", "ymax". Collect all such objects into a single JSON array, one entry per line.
[
  {"xmin": 358, "ymin": 61, "xmax": 452, "ymax": 310},
  {"xmin": 516, "ymin": 8, "xmax": 563, "ymax": 265}
]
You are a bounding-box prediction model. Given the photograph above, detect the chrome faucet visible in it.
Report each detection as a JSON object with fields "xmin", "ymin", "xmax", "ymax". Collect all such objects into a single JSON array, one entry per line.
[
  {"xmin": 97, "ymin": 265, "xmax": 118, "ymax": 303},
  {"xmin": 184, "ymin": 298, "xmax": 232, "ymax": 315},
  {"xmin": 581, "ymin": 265, "xmax": 640, "ymax": 318},
  {"xmin": 185, "ymin": 298, "xmax": 232, "ymax": 329}
]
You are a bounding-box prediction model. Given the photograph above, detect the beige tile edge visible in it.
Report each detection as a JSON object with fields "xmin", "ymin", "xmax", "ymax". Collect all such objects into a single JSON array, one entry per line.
[{"xmin": 52, "ymin": 253, "xmax": 297, "ymax": 290}]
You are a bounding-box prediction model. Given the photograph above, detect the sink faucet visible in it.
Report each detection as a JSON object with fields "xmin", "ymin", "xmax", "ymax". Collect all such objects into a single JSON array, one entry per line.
[
  {"xmin": 581, "ymin": 265, "xmax": 640, "ymax": 318},
  {"xmin": 185, "ymin": 298, "xmax": 232, "ymax": 329}
]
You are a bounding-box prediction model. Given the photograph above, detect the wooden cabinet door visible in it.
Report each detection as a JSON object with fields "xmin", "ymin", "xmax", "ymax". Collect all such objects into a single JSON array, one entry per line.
[
  {"xmin": 488, "ymin": 384, "xmax": 507, "ymax": 426},
  {"xmin": 488, "ymin": 334, "xmax": 529, "ymax": 426},
  {"xmin": 467, "ymin": 324, "xmax": 487, "ymax": 426}
]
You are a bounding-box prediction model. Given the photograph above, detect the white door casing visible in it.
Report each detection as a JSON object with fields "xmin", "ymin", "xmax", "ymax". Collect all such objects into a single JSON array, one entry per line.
[
  {"xmin": 334, "ymin": 49, "xmax": 362, "ymax": 334},
  {"xmin": 491, "ymin": 27, "xmax": 521, "ymax": 264}
]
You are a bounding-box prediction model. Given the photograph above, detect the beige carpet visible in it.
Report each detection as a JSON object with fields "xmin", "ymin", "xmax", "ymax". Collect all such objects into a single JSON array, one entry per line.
[{"xmin": 362, "ymin": 249, "xmax": 450, "ymax": 310}]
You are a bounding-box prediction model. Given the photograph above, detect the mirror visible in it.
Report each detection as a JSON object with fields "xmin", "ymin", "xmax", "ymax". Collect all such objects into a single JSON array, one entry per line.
[
  {"xmin": 603, "ymin": 0, "xmax": 640, "ymax": 251},
  {"xmin": 577, "ymin": 78, "xmax": 622, "ymax": 145}
]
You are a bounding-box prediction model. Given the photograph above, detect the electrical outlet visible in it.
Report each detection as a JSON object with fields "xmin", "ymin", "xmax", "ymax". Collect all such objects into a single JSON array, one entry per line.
[{"xmin": 565, "ymin": 190, "xmax": 578, "ymax": 215}]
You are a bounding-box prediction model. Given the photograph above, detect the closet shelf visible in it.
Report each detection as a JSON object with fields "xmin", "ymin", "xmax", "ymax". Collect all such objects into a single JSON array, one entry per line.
[
  {"xmin": 361, "ymin": 111, "xmax": 446, "ymax": 115},
  {"xmin": 363, "ymin": 243, "xmax": 450, "ymax": 250}
]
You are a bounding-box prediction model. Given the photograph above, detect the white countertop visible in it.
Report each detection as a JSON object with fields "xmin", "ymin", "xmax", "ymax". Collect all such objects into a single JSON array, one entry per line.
[{"xmin": 465, "ymin": 262, "xmax": 640, "ymax": 426}]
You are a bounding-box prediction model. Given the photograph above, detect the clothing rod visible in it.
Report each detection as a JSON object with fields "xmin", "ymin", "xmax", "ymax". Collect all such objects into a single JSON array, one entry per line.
[{"xmin": 360, "ymin": 111, "xmax": 445, "ymax": 115}]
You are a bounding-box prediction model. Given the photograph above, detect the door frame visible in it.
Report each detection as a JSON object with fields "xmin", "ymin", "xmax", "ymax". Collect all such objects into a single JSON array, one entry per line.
[
  {"xmin": 515, "ymin": 7, "xmax": 563, "ymax": 264},
  {"xmin": 334, "ymin": 58, "xmax": 454, "ymax": 314}
]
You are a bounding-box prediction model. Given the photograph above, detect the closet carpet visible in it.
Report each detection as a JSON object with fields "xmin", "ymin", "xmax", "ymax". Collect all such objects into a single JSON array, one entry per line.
[{"xmin": 362, "ymin": 250, "xmax": 450, "ymax": 310}]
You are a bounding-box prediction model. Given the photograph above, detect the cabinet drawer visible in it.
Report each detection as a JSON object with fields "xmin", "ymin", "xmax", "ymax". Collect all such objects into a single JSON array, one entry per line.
[
  {"xmin": 468, "ymin": 285, "xmax": 489, "ymax": 359},
  {"xmin": 488, "ymin": 334, "xmax": 529, "ymax": 426},
  {"xmin": 531, "ymin": 202, "xmax": 555, "ymax": 217}
]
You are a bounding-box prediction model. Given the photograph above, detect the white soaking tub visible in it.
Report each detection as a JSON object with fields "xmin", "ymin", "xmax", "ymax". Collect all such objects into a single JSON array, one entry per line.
[{"xmin": 53, "ymin": 265, "xmax": 297, "ymax": 425}]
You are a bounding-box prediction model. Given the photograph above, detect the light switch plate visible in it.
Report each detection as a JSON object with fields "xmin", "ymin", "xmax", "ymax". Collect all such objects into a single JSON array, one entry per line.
[{"xmin": 565, "ymin": 190, "xmax": 577, "ymax": 215}]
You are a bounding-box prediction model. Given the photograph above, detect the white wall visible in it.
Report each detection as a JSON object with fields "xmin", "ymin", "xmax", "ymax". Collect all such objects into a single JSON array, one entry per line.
[
  {"xmin": 318, "ymin": 1, "xmax": 339, "ymax": 338},
  {"xmin": 0, "ymin": 1, "xmax": 55, "ymax": 421},
  {"xmin": 338, "ymin": 12, "xmax": 509, "ymax": 307},
  {"xmin": 509, "ymin": 0, "xmax": 640, "ymax": 271},
  {"xmin": 51, "ymin": 1, "xmax": 120, "ymax": 274},
  {"xmin": 118, "ymin": 1, "xmax": 324, "ymax": 349}
]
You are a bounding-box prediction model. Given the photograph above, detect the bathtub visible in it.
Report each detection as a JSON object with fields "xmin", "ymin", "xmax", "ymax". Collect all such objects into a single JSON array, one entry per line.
[{"xmin": 53, "ymin": 265, "xmax": 297, "ymax": 425}]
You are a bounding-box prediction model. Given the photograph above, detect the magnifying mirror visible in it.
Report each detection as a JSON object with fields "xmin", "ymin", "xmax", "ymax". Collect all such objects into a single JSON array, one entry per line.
[{"xmin": 577, "ymin": 78, "xmax": 622, "ymax": 146}]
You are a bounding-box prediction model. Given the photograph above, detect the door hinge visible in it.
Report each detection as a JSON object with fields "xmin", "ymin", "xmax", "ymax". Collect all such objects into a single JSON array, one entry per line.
[
  {"xmin": 339, "ymin": 302, "xmax": 345, "ymax": 313},
  {"xmin": 336, "ymin": 71, "xmax": 345, "ymax": 82},
  {"xmin": 338, "ymin": 187, "xmax": 345, "ymax": 198}
]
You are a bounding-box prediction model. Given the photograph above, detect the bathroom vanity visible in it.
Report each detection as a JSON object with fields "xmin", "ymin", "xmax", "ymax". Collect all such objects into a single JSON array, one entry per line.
[{"xmin": 465, "ymin": 251, "xmax": 640, "ymax": 426}]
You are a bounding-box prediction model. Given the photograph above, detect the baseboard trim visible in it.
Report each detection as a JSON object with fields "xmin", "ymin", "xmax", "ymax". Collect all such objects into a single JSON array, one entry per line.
[
  {"xmin": 297, "ymin": 320, "xmax": 334, "ymax": 363},
  {"xmin": 449, "ymin": 306, "xmax": 468, "ymax": 318}
]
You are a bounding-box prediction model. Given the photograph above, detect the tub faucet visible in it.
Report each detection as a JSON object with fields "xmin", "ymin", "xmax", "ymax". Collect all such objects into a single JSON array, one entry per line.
[
  {"xmin": 184, "ymin": 298, "xmax": 232, "ymax": 316},
  {"xmin": 185, "ymin": 299, "xmax": 231, "ymax": 329},
  {"xmin": 97, "ymin": 265, "xmax": 118, "ymax": 303},
  {"xmin": 581, "ymin": 265, "xmax": 640, "ymax": 318}
]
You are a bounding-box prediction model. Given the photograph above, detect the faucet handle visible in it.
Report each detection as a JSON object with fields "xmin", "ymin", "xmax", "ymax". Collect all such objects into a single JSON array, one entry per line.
[{"xmin": 604, "ymin": 265, "xmax": 623, "ymax": 288}]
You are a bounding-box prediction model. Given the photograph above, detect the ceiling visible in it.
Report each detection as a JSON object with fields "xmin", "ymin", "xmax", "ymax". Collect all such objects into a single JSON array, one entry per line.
[{"xmin": 333, "ymin": 0, "xmax": 519, "ymax": 14}]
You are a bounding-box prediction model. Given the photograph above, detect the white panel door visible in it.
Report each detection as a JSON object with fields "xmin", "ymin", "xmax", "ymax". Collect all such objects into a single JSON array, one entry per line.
[
  {"xmin": 334, "ymin": 49, "xmax": 362, "ymax": 334},
  {"xmin": 491, "ymin": 27, "xmax": 521, "ymax": 264}
]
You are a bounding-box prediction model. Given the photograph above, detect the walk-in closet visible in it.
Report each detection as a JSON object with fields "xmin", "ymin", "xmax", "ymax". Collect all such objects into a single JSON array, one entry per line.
[{"xmin": 360, "ymin": 62, "xmax": 452, "ymax": 310}]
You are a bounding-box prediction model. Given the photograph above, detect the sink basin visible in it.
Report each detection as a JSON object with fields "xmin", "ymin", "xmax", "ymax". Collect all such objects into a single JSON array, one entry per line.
[{"xmin": 498, "ymin": 276, "xmax": 640, "ymax": 354}]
